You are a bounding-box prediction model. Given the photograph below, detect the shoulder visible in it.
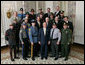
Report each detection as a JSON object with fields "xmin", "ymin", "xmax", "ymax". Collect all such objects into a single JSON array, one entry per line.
[
  {"xmin": 55, "ymin": 28, "xmax": 59, "ymax": 31},
  {"xmin": 68, "ymin": 21, "xmax": 72, "ymax": 24}
]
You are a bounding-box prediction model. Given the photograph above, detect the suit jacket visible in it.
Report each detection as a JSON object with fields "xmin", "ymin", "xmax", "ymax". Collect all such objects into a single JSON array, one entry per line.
[
  {"xmin": 54, "ymin": 20, "xmax": 63, "ymax": 30},
  {"xmin": 38, "ymin": 28, "xmax": 50, "ymax": 45},
  {"xmin": 35, "ymin": 21, "xmax": 43, "ymax": 31},
  {"xmin": 29, "ymin": 14, "xmax": 36, "ymax": 21},
  {"xmin": 54, "ymin": 11, "xmax": 61, "ymax": 17},
  {"xmin": 43, "ymin": 13, "xmax": 51, "ymax": 21}
]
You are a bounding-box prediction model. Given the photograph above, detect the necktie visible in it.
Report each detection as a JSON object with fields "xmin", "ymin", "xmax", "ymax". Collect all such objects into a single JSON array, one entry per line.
[{"xmin": 51, "ymin": 29, "xmax": 55, "ymax": 39}]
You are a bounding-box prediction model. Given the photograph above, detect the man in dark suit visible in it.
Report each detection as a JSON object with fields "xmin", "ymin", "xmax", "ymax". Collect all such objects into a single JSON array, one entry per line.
[
  {"xmin": 54, "ymin": 16, "xmax": 63, "ymax": 30},
  {"xmin": 45, "ymin": 17, "xmax": 52, "ymax": 31},
  {"xmin": 43, "ymin": 8, "xmax": 51, "ymax": 21},
  {"xmin": 36, "ymin": 16, "xmax": 43, "ymax": 31},
  {"xmin": 38, "ymin": 22, "xmax": 50, "ymax": 60},
  {"xmin": 37, "ymin": 8, "xmax": 44, "ymax": 17},
  {"xmin": 54, "ymin": 6, "xmax": 61, "ymax": 18},
  {"xmin": 12, "ymin": 19, "xmax": 20, "ymax": 58},
  {"xmin": 29, "ymin": 9, "xmax": 36, "ymax": 21},
  {"xmin": 63, "ymin": 16, "xmax": 73, "ymax": 33}
]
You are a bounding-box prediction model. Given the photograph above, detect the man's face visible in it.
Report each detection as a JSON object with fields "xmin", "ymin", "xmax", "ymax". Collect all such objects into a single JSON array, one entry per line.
[
  {"xmin": 13, "ymin": 20, "xmax": 17, "ymax": 23},
  {"xmin": 55, "ymin": 17, "xmax": 58, "ymax": 21},
  {"xmin": 32, "ymin": 23, "xmax": 35, "ymax": 26},
  {"xmin": 52, "ymin": 25, "xmax": 56, "ymax": 28},
  {"xmin": 56, "ymin": 6, "xmax": 60, "ymax": 11},
  {"xmin": 60, "ymin": 13, "xmax": 64, "ymax": 16},
  {"xmin": 64, "ymin": 17, "xmax": 68, "ymax": 21},
  {"xmin": 50, "ymin": 15, "xmax": 53, "ymax": 19},
  {"xmin": 47, "ymin": 9, "xmax": 50, "ymax": 13},
  {"xmin": 23, "ymin": 25, "xmax": 26, "ymax": 29},
  {"xmin": 63, "ymin": 25, "xmax": 68, "ymax": 29},
  {"xmin": 43, "ymin": 22, "xmax": 47, "ymax": 28},
  {"xmin": 25, "ymin": 19, "xmax": 28, "ymax": 23},
  {"xmin": 40, "ymin": 14, "xmax": 43, "ymax": 18},
  {"xmin": 14, "ymin": 12, "xmax": 17, "ymax": 16},
  {"xmin": 37, "ymin": 17, "xmax": 40, "ymax": 21},
  {"xmin": 46, "ymin": 18, "xmax": 49, "ymax": 22},
  {"xmin": 26, "ymin": 14, "xmax": 29, "ymax": 17},
  {"xmin": 31, "ymin": 11, "xmax": 34, "ymax": 15},
  {"xmin": 39, "ymin": 10, "xmax": 42, "ymax": 13},
  {"xmin": 10, "ymin": 26, "xmax": 13, "ymax": 29},
  {"xmin": 20, "ymin": 11, "xmax": 23, "ymax": 14}
]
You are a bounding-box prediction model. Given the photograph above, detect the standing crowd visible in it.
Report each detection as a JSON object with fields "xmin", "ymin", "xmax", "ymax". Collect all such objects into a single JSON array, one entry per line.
[{"xmin": 5, "ymin": 6, "xmax": 73, "ymax": 61}]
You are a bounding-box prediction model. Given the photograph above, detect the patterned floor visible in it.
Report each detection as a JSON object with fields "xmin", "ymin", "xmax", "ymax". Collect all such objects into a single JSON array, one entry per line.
[{"xmin": 1, "ymin": 44, "xmax": 84, "ymax": 64}]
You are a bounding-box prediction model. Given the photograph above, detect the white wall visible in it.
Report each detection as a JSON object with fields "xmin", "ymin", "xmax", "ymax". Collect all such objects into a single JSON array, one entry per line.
[{"xmin": 74, "ymin": 1, "xmax": 84, "ymax": 44}]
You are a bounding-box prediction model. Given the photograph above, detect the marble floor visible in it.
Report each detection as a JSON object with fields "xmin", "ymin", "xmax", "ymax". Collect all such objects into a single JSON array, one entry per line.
[{"xmin": 1, "ymin": 43, "xmax": 84, "ymax": 64}]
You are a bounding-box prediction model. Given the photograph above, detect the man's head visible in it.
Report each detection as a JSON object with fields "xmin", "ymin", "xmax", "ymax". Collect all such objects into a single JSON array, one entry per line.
[
  {"xmin": 60, "ymin": 11, "xmax": 64, "ymax": 16},
  {"xmin": 39, "ymin": 8, "xmax": 42, "ymax": 13},
  {"xmin": 24, "ymin": 17, "xmax": 28, "ymax": 23},
  {"xmin": 63, "ymin": 23, "xmax": 68, "ymax": 29},
  {"xmin": 45, "ymin": 17, "xmax": 49, "ymax": 23},
  {"xmin": 37, "ymin": 16, "xmax": 40, "ymax": 21},
  {"xmin": 50, "ymin": 12, "xmax": 54, "ymax": 19},
  {"xmin": 64, "ymin": 16, "xmax": 69, "ymax": 22},
  {"xmin": 39, "ymin": 13, "xmax": 43, "ymax": 19},
  {"xmin": 52, "ymin": 23, "xmax": 56, "ymax": 28},
  {"xmin": 56, "ymin": 6, "xmax": 60, "ymax": 11},
  {"xmin": 55, "ymin": 16, "xmax": 59, "ymax": 21},
  {"xmin": 43, "ymin": 22, "xmax": 47, "ymax": 28},
  {"xmin": 47, "ymin": 8, "xmax": 50, "ymax": 13},
  {"xmin": 30, "ymin": 9, "xmax": 35, "ymax": 15},
  {"xmin": 22, "ymin": 24, "xmax": 26, "ymax": 29},
  {"xmin": 20, "ymin": 8, "xmax": 23, "ymax": 14},
  {"xmin": 25, "ymin": 12, "xmax": 29, "ymax": 17},
  {"xmin": 13, "ymin": 11, "xmax": 17, "ymax": 17},
  {"xmin": 9, "ymin": 24, "xmax": 14, "ymax": 29},
  {"xmin": 31, "ymin": 19, "xmax": 36, "ymax": 26}
]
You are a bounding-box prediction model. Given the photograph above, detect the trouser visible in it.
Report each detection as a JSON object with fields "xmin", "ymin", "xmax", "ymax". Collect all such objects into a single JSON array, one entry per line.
[
  {"xmin": 16, "ymin": 36, "xmax": 19, "ymax": 54},
  {"xmin": 48, "ymin": 44, "xmax": 51, "ymax": 54},
  {"xmin": 16, "ymin": 39, "xmax": 19, "ymax": 57},
  {"xmin": 22, "ymin": 38, "xmax": 29, "ymax": 58},
  {"xmin": 37, "ymin": 43, "xmax": 41, "ymax": 55},
  {"xmin": 41, "ymin": 44, "xmax": 48, "ymax": 58},
  {"xmin": 9, "ymin": 45, "xmax": 16, "ymax": 60},
  {"xmin": 33, "ymin": 43, "xmax": 38, "ymax": 57},
  {"xmin": 61, "ymin": 44, "xmax": 70, "ymax": 59},
  {"xmin": 51, "ymin": 40, "xmax": 58, "ymax": 58}
]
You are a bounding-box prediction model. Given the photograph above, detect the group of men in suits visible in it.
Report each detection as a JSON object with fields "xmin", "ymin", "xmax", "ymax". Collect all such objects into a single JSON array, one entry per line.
[{"xmin": 5, "ymin": 6, "xmax": 73, "ymax": 61}]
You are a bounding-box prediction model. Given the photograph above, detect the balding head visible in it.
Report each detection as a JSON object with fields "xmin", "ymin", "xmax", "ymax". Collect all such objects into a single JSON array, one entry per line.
[{"xmin": 45, "ymin": 17, "xmax": 49, "ymax": 22}]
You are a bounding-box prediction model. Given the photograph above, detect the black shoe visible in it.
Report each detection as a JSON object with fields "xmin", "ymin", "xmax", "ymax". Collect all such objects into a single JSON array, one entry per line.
[
  {"xmin": 41, "ymin": 57, "xmax": 43, "ymax": 60},
  {"xmin": 23, "ymin": 58, "xmax": 28, "ymax": 60},
  {"xmin": 27, "ymin": 56, "xmax": 30, "ymax": 58},
  {"xmin": 15, "ymin": 57, "xmax": 20, "ymax": 59},
  {"xmin": 11, "ymin": 59, "xmax": 15, "ymax": 61},
  {"xmin": 32, "ymin": 57, "xmax": 35, "ymax": 61},
  {"xmin": 54, "ymin": 57, "xmax": 58, "ymax": 60},
  {"xmin": 64, "ymin": 58, "xmax": 68, "ymax": 61},
  {"xmin": 45, "ymin": 57, "xmax": 48, "ymax": 60}
]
